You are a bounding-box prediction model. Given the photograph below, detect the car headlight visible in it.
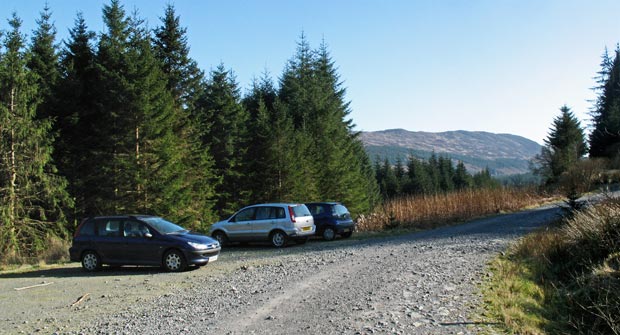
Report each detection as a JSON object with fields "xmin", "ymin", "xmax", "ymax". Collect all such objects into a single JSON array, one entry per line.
[{"xmin": 188, "ymin": 242, "xmax": 208, "ymax": 250}]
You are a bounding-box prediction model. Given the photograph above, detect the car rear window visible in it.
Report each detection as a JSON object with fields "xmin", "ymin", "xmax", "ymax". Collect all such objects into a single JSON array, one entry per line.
[
  {"xmin": 77, "ymin": 219, "xmax": 96, "ymax": 236},
  {"xmin": 292, "ymin": 205, "xmax": 311, "ymax": 217}
]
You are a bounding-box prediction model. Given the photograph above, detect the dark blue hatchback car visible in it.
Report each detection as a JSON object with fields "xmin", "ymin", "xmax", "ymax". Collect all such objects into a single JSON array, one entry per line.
[
  {"xmin": 305, "ymin": 202, "xmax": 355, "ymax": 241},
  {"xmin": 69, "ymin": 215, "xmax": 220, "ymax": 272}
]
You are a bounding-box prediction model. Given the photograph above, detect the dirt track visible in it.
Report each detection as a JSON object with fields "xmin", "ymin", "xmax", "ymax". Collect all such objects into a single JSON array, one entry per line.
[{"xmin": 0, "ymin": 204, "xmax": 562, "ymax": 334}]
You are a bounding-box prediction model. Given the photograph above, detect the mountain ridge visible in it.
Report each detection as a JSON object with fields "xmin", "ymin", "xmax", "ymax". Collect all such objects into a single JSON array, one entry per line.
[{"xmin": 360, "ymin": 129, "xmax": 542, "ymax": 175}]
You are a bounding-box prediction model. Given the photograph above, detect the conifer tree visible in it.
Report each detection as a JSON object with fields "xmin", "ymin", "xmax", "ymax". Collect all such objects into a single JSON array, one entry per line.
[
  {"xmin": 27, "ymin": 4, "xmax": 59, "ymax": 121},
  {"xmin": 533, "ymin": 105, "xmax": 587, "ymax": 184},
  {"xmin": 0, "ymin": 14, "xmax": 70, "ymax": 259},
  {"xmin": 243, "ymin": 73, "xmax": 289, "ymax": 203},
  {"xmin": 404, "ymin": 155, "xmax": 432, "ymax": 194},
  {"xmin": 590, "ymin": 47, "xmax": 620, "ymax": 158},
  {"xmin": 277, "ymin": 35, "xmax": 379, "ymax": 214},
  {"xmin": 153, "ymin": 4, "xmax": 217, "ymax": 226},
  {"xmin": 196, "ymin": 64, "xmax": 249, "ymax": 217},
  {"xmin": 473, "ymin": 167, "xmax": 499, "ymax": 189},
  {"xmin": 453, "ymin": 161, "xmax": 472, "ymax": 190},
  {"xmin": 55, "ymin": 13, "xmax": 98, "ymax": 219}
]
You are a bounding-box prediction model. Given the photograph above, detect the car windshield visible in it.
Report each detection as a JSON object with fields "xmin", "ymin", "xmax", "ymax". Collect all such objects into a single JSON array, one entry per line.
[
  {"xmin": 142, "ymin": 217, "xmax": 188, "ymax": 234},
  {"xmin": 334, "ymin": 205, "xmax": 351, "ymax": 219}
]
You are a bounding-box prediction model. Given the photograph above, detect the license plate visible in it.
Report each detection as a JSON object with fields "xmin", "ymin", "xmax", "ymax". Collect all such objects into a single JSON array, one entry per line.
[
  {"xmin": 209, "ymin": 254, "xmax": 218, "ymax": 262},
  {"xmin": 343, "ymin": 228, "xmax": 350, "ymax": 233},
  {"xmin": 302, "ymin": 226, "xmax": 312, "ymax": 231}
]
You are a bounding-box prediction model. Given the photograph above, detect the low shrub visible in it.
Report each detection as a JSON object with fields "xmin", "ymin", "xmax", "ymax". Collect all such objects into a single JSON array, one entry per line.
[{"xmin": 484, "ymin": 198, "xmax": 620, "ymax": 334}]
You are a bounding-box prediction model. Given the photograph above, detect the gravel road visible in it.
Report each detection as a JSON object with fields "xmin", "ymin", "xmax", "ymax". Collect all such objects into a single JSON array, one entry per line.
[{"xmin": 0, "ymin": 204, "xmax": 562, "ymax": 335}]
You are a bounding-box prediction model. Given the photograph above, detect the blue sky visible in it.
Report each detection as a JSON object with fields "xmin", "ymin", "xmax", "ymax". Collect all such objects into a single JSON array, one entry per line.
[{"xmin": 2, "ymin": 1, "xmax": 620, "ymax": 144}]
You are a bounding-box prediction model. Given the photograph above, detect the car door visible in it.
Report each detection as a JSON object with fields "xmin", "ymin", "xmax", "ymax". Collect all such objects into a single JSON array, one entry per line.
[
  {"xmin": 252, "ymin": 206, "xmax": 281, "ymax": 238},
  {"xmin": 94, "ymin": 219, "xmax": 124, "ymax": 263},
  {"xmin": 226, "ymin": 207, "xmax": 256, "ymax": 241},
  {"xmin": 121, "ymin": 220, "xmax": 160, "ymax": 265}
]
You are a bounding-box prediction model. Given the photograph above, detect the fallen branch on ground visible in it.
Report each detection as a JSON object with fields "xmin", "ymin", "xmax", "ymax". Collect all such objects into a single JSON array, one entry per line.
[
  {"xmin": 70, "ymin": 293, "xmax": 90, "ymax": 307},
  {"xmin": 14, "ymin": 282, "xmax": 54, "ymax": 291}
]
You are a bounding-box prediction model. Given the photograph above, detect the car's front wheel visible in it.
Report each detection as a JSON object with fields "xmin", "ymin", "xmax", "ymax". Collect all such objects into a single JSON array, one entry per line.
[
  {"xmin": 270, "ymin": 230, "xmax": 287, "ymax": 248},
  {"xmin": 163, "ymin": 250, "xmax": 187, "ymax": 272},
  {"xmin": 81, "ymin": 251, "xmax": 102, "ymax": 272}
]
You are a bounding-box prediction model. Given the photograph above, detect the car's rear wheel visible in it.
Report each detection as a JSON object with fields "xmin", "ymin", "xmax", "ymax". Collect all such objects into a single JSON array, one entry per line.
[
  {"xmin": 212, "ymin": 231, "xmax": 228, "ymax": 247},
  {"xmin": 163, "ymin": 250, "xmax": 187, "ymax": 272},
  {"xmin": 322, "ymin": 227, "xmax": 336, "ymax": 241},
  {"xmin": 341, "ymin": 231, "xmax": 353, "ymax": 238},
  {"xmin": 81, "ymin": 251, "xmax": 102, "ymax": 272},
  {"xmin": 270, "ymin": 230, "xmax": 287, "ymax": 248}
]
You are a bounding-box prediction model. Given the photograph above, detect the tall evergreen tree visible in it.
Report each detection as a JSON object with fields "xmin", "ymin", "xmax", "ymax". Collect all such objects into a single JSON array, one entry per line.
[
  {"xmin": 533, "ymin": 105, "xmax": 587, "ymax": 184},
  {"xmin": 277, "ymin": 36, "xmax": 379, "ymax": 214},
  {"xmin": 453, "ymin": 161, "xmax": 472, "ymax": 190},
  {"xmin": 0, "ymin": 13, "xmax": 70, "ymax": 259},
  {"xmin": 196, "ymin": 64, "xmax": 249, "ymax": 217},
  {"xmin": 590, "ymin": 47, "xmax": 620, "ymax": 158},
  {"xmin": 153, "ymin": 4, "xmax": 203, "ymax": 107},
  {"xmin": 55, "ymin": 13, "xmax": 98, "ymax": 220},
  {"xmin": 404, "ymin": 155, "xmax": 432, "ymax": 195},
  {"xmin": 153, "ymin": 4, "xmax": 217, "ymax": 227},
  {"xmin": 27, "ymin": 4, "xmax": 59, "ymax": 121},
  {"xmin": 243, "ymin": 73, "xmax": 287, "ymax": 203}
]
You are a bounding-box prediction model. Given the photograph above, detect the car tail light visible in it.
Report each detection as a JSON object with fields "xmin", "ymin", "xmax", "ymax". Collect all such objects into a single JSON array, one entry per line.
[{"xmin": 288, "ymin": 206, "xmax": 296, "ymax": 223}]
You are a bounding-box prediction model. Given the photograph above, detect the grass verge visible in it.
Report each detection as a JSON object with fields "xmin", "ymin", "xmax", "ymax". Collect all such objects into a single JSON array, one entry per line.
[{"xmin": 482, "ymin": 198, "xmax": 620, "ymax": 334}]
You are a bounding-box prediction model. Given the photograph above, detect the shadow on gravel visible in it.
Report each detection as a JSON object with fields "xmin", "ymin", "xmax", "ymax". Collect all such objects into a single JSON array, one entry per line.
[{"xmin": 0, "ymin": 264, "xmax": 201, "ymax": 279}]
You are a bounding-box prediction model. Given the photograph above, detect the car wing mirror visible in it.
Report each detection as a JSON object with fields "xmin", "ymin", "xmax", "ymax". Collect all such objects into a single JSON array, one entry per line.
[{"xmin": 144, "ymin": 233, "xmax": 153, "ymax": 239}]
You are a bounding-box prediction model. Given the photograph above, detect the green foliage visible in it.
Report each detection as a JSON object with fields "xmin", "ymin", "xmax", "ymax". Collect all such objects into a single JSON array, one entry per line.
[
  {"xmin": 590, "ymin": 47, "xmax": 620, "ymax": 158},
  {"xmin": 0, "ymin": 4, "xmax": 384, "ymax": 260},
  {"xmin": 196, "ymin": 64, "xmax": 249, "ymax": 218},
  {"xmin": 364, "ymin": 144, "xmax": 531, "ymax": 176},
  {"xmin": 0, "ymin": 13, "xmax": 71, "ymax": 261},
  {"xmin": 375, "ymin": 151, "xmax": 497, "ymax": 200},
  {"xmin": 532, "ymin": 105, "xmax": 587, "ymax": 184}
]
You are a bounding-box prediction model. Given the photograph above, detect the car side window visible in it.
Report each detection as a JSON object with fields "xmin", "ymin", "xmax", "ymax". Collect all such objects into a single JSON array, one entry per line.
[
  {"xmin": 233, "ymin": 208, "xmax": 255, "ymax": 222},
  {"xmin": 255, "ymin": 207, "xmax": 273, "ymax": 220},
  {"xmin": 307, "ymin": 205, "xmax": 325, "ymax": 216},
  {"xmin": 123, "ymin": 221, "xmax": 149, "ymax": 238},
  {"xmin": 97, "ymin": 220, "xmax": 121, "ymax": 237},
  {"xmin": 275, "ymin": 207, "xmax": 285, "ymax": 219}
]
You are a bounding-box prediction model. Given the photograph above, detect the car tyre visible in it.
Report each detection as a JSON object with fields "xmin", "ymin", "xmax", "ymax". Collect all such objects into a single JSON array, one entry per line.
[
  {"xmin": 212, "ymin": 231, "xmax": 228, "ymax": 247},
  {"xmin": 270, "ymin": 230, "xmax": 287, "ymax": 248},
  {"xmin": 341, "ymin": 231, "xmax": 353, "ymax": 238},
  {"xmin": 81, "ymin": 251, "xmax": 102, "ymax": 272},
  {"xmin": 322, "ymin": 227, "xmax": 336, "ymax": 241},
  {"xmin": 163, "ymin": 249, "xmax": 187, "ymax": 272}
]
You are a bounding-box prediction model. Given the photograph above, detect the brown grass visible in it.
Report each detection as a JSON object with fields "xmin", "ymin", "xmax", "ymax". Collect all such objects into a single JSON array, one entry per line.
[{"xmin": 357, "ymin": 187, "xmax": 548, "ymax": 232}]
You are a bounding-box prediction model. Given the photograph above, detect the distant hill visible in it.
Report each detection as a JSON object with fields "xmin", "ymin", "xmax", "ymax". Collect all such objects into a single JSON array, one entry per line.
[{"xmin": 360, "ymin": 129, "xmax": 542, "ymax": 176}]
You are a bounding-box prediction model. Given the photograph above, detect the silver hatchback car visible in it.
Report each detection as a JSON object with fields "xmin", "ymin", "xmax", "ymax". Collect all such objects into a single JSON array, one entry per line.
[{"xmin": 209, "ymin": 203, "xmax": 315, "ymax": 247}]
